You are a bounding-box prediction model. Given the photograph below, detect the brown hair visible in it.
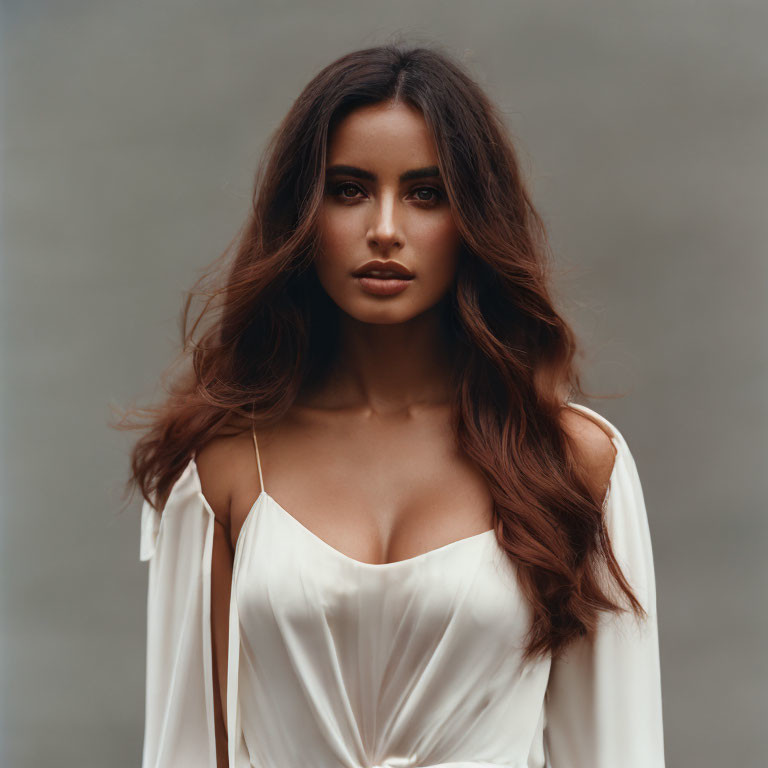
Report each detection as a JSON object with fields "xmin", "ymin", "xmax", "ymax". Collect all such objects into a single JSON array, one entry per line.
[{"xmin": 113, "ymin": 42, "xmax": 646, "ymax": 663}]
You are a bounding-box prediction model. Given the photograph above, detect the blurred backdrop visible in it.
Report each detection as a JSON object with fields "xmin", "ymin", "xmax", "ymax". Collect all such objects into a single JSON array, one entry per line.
[{"xmin": 1, "ymin": 1, "xmax": 766, "ymax": 766}]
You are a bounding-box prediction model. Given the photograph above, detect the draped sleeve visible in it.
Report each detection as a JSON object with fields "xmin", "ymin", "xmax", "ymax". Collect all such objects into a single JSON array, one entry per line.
[
  {"xmin": 542, "ymin": 405, "xmax": 666, "ymax": 767},
  {"xmin": 139, "ymin": 458, "xmax": 217, "ymax": 768}
]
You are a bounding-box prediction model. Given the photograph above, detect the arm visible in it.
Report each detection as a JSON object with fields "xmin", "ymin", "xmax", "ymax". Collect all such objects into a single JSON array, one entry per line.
[
  {"xmin": 197, "ymin": 443, "xmax": 236, "ymax": 768},
  {"xmin": 544, "ymin": 406, "xmax": 666, "ymax": 766},
  {"xmin": 139, "ymin": 461, "xmax": 218, "ymax": 768},
  {"xmin": 211, "ymin": 519, "xmax": 233, "ymax": 767}
]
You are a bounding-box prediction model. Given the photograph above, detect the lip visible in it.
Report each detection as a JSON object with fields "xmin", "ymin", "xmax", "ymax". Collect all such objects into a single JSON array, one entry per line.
[
  {"xmin": 355, "ymin": 276, "xmax": 412, "ymax": 297},
  {"xmin": 351, "ymin": 260, "xmax": 414, "ymax": 279}
]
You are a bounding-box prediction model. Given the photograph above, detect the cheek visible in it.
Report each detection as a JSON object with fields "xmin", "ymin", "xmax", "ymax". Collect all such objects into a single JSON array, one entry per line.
[
  {"xmin": 317, "ymin": 207, "xmax": 357, "ymax": 257},
  {"xmin": 411, "ymin": 206, "xmax": 460, "ymax": 243},
  {"xmin": 314, "ymin": 210, "xmax": 356, "ymax": 294},
  {"xmin": 316, "ymin": 206, "xmax": 461, "ymax": 295},
  {"xmin": 411, "ymin": 213, "xmax": 462, "ymax": 276}
]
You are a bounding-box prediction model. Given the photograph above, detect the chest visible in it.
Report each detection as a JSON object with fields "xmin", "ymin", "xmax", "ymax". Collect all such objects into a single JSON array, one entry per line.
[{"xmin": 229, "ymin": 423, "xmax": 495, "ymax": 566}]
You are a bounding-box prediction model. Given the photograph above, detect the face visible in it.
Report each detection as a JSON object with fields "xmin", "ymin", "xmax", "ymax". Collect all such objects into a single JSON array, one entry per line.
[{"xmin": 314, "ymin": 100, "xmax": 462, "ymax": 325}]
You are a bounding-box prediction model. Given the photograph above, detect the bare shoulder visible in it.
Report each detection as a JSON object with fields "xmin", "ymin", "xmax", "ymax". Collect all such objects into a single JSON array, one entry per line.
[
  {"xmin": 195, "ymin": 431, "xmax": 254, "ymax": 528},
  {"xmin": 559, "ymin": 405, "xmax": 618, "ymax": 503}
]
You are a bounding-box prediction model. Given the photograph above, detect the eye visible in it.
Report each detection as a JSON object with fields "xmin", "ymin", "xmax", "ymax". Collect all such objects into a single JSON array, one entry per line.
[
  {"xmin": 326, "ymin": 181, "xmax": 445, "ymax": 205},
  {"xmin": 328, "ymin": 182, "xmax": 366, "ymax": 201},
  {"xmin": 411, "ymin": 186, "xmax": 444, "ymax": 205}
]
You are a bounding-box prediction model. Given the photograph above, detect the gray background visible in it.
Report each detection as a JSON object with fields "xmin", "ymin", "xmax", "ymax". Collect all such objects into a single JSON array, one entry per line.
[{"xmin": 1, "ymin": 1, "xmax": 766, "ymax": 766}]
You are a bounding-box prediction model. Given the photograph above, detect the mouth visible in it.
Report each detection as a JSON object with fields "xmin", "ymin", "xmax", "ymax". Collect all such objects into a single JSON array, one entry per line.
[
  {"xmin": 352, "ymin": 270, "xmax": 414, "ymax": 280},
  {"xmin": 351, "ymin": 260, "xmax": 414, "ymax": 280},
  {"xmin": 350, "ymin": 260, "xmax": 415, "ymax": 296},
  {"xmin": 352, "ymin": 272, "xmax": 414, "ymax": 297}
]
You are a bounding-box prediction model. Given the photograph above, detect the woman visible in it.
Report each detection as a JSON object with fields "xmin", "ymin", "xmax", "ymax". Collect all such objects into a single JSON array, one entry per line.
[{"xmin": 124, "ymin": 44, "xmax": 665, "ymax": 767}]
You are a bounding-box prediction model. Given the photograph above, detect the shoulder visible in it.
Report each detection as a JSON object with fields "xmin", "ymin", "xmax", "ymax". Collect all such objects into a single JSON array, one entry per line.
[
  {"xmin": 194, "ymin": 431, "xmax": 254, "ymax": 527},
  {"xmin": 559, "ymin": 404, "xmax": 619, "ymax": 504}
]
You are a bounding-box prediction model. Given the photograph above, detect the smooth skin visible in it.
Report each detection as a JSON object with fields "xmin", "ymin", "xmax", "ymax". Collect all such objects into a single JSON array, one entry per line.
[{"xmin": 196, "ymin": 100, "xmax": 618, "ymax": 765}]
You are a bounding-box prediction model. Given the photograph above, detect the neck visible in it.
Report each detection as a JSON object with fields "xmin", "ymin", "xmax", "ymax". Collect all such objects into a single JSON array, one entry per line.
[{"xmin": 305, "ymin": 302, "xmax": 456, "ymax": 415}]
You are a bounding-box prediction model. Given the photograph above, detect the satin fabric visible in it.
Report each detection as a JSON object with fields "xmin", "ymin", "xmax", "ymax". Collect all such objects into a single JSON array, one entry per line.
[{"xmin": 139, "ymin": 403, "xmax": 665, "ymax": 767}]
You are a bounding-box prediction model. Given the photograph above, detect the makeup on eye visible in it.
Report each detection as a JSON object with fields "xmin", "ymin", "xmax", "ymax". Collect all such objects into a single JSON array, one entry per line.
[{"xmin": 325, "ymin": 180, "xmax": 445, "ymax": 205}]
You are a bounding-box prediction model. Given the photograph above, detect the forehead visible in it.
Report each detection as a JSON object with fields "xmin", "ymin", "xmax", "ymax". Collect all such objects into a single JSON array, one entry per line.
[{"xmin": 326, "ymin": 101, "xmax": 438, "ymax": 168}]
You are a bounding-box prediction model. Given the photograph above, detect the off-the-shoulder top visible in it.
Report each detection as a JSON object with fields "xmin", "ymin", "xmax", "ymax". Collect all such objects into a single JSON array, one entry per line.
[{"xmin": 138, "ymin": 402, "xmax": 665, "ymax": 767}]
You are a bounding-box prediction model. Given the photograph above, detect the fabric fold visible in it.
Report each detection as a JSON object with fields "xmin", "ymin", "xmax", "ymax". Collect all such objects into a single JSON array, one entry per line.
[
  {"xmin": 136, "ymin": 403, "xmax": 665, "ymax": 768},
  {"xmin": 139, "ymin": 459, "xmax": 218, "ymax": 768},
  {"xmin": 227, "ymin": 495, "xmax": 252, "ymax": 768},
  {"xmin": 542, "ymin": 404, "xmax": 666, "ymax": 767}
]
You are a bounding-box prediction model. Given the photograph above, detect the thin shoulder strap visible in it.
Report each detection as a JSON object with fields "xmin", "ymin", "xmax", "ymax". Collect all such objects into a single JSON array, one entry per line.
[{"xmin": 251, "ymin": 420, "xmax": 265, "ymax": 493}]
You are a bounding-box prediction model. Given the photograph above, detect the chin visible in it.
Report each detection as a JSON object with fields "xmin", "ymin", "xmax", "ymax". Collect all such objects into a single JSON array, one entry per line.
[
  {"xmin": 338, "ymin": 298, "xmax": 423, "ymax": 325},
  {"xmin": 351, "ymin": 307, "xmax": 419, "ymax": 325}
]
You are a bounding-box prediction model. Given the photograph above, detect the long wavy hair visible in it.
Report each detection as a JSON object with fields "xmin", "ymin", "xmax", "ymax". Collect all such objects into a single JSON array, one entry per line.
[{"xmin": 114, "ymin": 42, "xmax": 646, "ymax": 663}]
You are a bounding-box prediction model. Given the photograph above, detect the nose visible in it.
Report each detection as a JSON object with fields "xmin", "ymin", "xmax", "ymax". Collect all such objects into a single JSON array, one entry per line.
[{"xmin": 367, "ymin": 190, "xmax": 403, "ymax": 251}]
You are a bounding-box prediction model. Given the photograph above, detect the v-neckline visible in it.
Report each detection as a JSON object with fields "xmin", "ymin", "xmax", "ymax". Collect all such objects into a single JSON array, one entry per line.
[
  {"xmin": 190, "ymin": 458, "xmax": 496, "ymax": 569},
  {"xmin": 260, "ymin": 491, "xmax": 496, "ymax": 569}
]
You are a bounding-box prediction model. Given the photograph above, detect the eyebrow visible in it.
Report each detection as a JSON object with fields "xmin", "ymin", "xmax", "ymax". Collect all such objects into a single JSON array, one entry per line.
[{"xmin": 325, "ymin": 164, "xmax": 441, "ymax": 182}]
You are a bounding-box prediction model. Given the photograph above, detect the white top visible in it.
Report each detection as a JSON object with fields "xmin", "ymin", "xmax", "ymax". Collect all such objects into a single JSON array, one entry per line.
[{"xmin": 139, "ymin": 402, "xmax": 665, "ymax": 767}]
